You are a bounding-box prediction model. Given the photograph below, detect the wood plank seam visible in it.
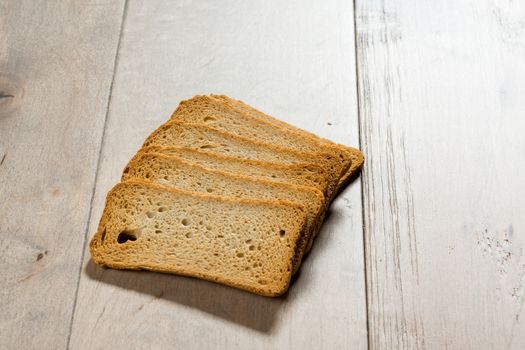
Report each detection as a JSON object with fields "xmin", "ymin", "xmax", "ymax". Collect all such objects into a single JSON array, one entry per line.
[
  {"xmin": 65, "ymin": 1, "xmax": 130, "ymax": 348},
  {"xmin": 352, "ymin": 1, "xmax": 372, "ymax": 349}
]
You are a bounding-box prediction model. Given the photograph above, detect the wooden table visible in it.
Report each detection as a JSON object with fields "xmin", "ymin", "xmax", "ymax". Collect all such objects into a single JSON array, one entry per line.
[{"xmin": 1, "ymin": 1, "xmax": 524, "ymax": 349}]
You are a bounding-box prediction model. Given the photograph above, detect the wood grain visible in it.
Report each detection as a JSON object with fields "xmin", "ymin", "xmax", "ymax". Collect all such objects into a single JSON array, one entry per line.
[
  {"xmin": 0, "ymin": 1, "xmax": 125, "ymax": 348},
  {"xmin": 69, "ymin": 0, "xmax": 366, "ymax": 349},
  {"xmin": 355, "ymin": 0, "xmax": 525, "ymax": 348}
]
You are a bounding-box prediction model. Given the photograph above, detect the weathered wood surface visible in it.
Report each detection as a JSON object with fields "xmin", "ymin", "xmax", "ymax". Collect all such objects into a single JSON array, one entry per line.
[
  {"xmin": 355, "ymin": 0, "xmax": 525, "ymax": 348},
  {"xmin": 0, "ymin": 0, "xmax": 125, "ymax": 349},
  {"xmin": 5, "ymin": 0, "xmax": 523, "ymax": 348},
  {"xmin": 68, "ymin": 0, "xmax": 366, "ymax": 349}
]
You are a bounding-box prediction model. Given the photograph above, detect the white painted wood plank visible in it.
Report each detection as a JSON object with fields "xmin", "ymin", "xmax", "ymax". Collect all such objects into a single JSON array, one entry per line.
[
  {"xmin": 69, "ymin": 1, "xmax": 366, "ymax": 349},
  {"xmin": 0, "ymin": 1, "xmax": 125, "ymax": 348},
  {"xmin": 356, "ymin": 0, "xmax": 525, "ymax": 348}
]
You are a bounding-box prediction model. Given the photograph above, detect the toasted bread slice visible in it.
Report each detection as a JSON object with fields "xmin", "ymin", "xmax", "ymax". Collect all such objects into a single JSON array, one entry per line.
[
  {"xmin": 90, "ymin": 180, "xmax": 307, "ymax": 297},
  {"xmin": 171, "ymin": 96, "xmax": 352, "ymax": 193}
]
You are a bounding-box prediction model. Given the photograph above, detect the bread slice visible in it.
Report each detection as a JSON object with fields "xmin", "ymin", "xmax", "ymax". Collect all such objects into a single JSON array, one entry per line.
[
  {"xmin": 131, "ymin": 146, "xmax": 330, "ymax": 197},
  {"xmin": 90, "ymin": 180, "xmax": 307, "ymax": 297},
  {"xmin": 211, "ymin": 94, "xmax": 364, "ymax": 191},
  {"xmin": 171, "ymin": 96, "xmax": 352, "ymax": 191},
  {"xmin": 122, "ymin": 152, "xmax": 326, "ymax": 272},
  {"xmin": 141, "ymin": 120, "xmax": 343, "ymax": 200}
]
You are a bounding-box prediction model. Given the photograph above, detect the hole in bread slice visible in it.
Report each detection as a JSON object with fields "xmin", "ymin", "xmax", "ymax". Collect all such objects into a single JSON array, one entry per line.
[{"xmin": 117, "ymin": 227, "xmax": 142, "ymax": 244}]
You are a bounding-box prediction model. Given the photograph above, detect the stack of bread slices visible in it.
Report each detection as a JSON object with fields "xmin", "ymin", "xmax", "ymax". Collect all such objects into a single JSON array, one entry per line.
[{"xmin": 89, "ymin": 95, "xmax": 363, "ymax": 297}]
